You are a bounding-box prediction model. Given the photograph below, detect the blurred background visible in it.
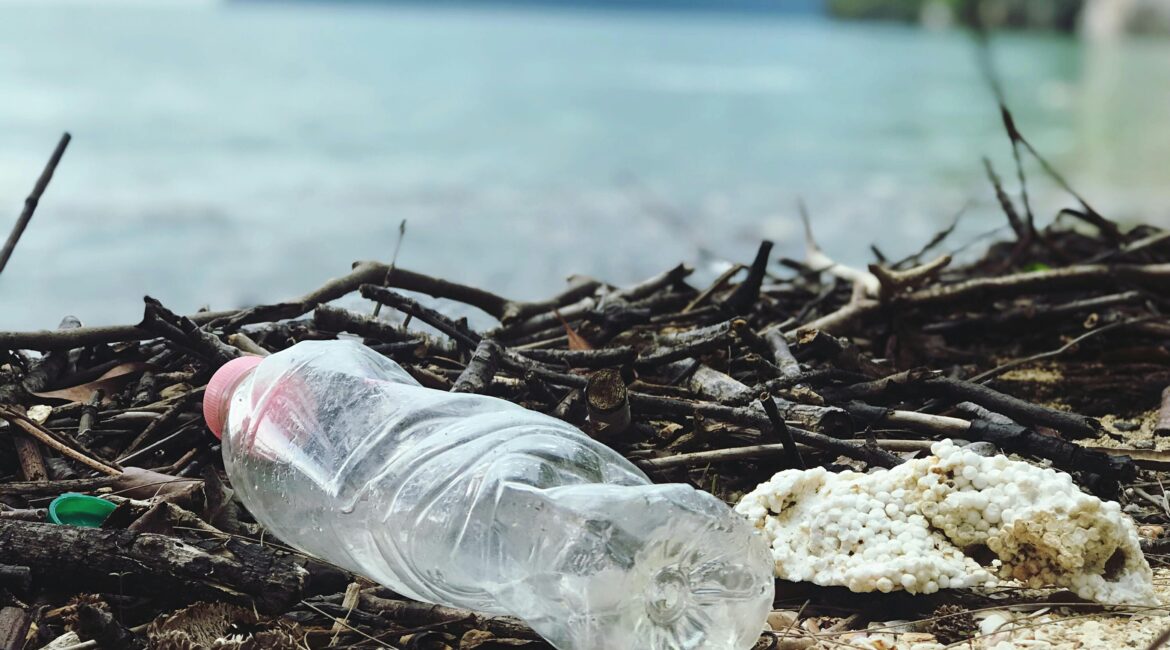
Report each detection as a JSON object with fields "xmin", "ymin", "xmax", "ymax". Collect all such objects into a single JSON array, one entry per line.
[{"xmin": 1, "ymin": 0, "xmax": 1168, "ymax": 330}]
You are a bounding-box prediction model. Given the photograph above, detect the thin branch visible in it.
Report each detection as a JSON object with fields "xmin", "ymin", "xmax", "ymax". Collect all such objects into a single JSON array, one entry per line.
[
  {"xmin": 983, "ymin": 157, "xmax": 1028, "ymax": 242},
  {"xmin": 359, "ymin": 284, "xmax": 482, "ymax": 349},
  {"xmin": 0, "ymin": 262, "xmax": 504, "ymax": 350},
  {"xmin": 0, "ymin": 405, "xmax": 121, "ymax": 476},
  {"xmin": 636, "ymin": 439, "xmax": 929, "ymax": 471},
  {"xmin": 968, "ymin": 316, "xmax": 1153, "ymax": 383},
  {"xmin": 898, "ymin": 263, "xmax": 1170, "ymax": 308},
  {"xmin": 892, "ymin": 201, "xmax": 969, "ymax": 269},
  {"xmin": 759, "ymin": 391, "xmax": 804, "ymax": 469},
  {"xmin": 372, "ymin": 218, "xmax": 407, "ymax": 318},
  {"xmin": 0, "ymin": 132, "xmax": 71, "ymax": 275},
  {"xmin": 627, "ymin": 392, "xmax": 901, "ymax": 468}
]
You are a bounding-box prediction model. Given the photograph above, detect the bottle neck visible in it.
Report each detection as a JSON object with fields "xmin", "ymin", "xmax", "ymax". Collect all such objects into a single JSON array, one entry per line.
[
  {"xmin": 203, "ymin": 355, "xmax": 264, "ymax": 438},
  {"xmin": 213, "ymin": 368, "xmax": 254, "ymax": 436}
]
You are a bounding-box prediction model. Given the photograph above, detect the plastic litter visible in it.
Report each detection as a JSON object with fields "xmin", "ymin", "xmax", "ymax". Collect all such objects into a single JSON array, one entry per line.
[
  {"xmin": 736, "ymin": 439, "xmax": 1158, "ymax": 605},
  {"xmin": 203, "ymin": 339, "xmax": 774, "ymax": 650},
  {"xmin": 47, "ymin": 492, "xmax": 117, "ymax": 527}
]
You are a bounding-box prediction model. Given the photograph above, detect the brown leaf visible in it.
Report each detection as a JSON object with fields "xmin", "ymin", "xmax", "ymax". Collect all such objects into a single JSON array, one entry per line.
[
  {"xmin": 555, "ymin": 311, "xmax": 592, "ymax": 351},
  {"xmin": 123, "ymin": 502, "xmax": 175, "ymax": 535},
  {"xmin": 30, "ymin": 362, "xmax": 151, "ymax": 403},
  {"xmin": 112, "ymin": 467, "xmax": 203, "ymax": 509}
]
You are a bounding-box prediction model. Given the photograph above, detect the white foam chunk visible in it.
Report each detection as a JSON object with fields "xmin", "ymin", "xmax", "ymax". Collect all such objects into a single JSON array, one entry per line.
[{"xmin": 734, "ymin": 439, "xmax": 1157, "ymax": 605}]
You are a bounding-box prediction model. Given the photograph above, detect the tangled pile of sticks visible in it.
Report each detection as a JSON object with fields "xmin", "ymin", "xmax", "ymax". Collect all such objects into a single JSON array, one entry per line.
[{"xmin": 3, "ymin": 110, "xmax": 1170, "ymax": 647}]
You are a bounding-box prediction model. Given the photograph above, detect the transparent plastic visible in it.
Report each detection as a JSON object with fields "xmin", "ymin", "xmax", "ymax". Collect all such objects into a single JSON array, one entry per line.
[{"xmin": 212, "ymin": 339, "xmax": 774, "ymax": 650}]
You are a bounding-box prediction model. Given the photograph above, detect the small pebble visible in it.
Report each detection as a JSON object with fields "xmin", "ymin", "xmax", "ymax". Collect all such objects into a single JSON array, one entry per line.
[
  {"xmin": 1133, "ymin": 440, "xmax": 1156, "ymax": 450},
  {"xmin": 1113, "ymin": 420, "xmax": 1140, "ymax": 432}
]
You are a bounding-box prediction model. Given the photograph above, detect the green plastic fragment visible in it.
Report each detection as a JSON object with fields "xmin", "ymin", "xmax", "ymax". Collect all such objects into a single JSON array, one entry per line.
[{"xmin": 47, "ymin": 493, "xmax": 117, "ymax": 527}]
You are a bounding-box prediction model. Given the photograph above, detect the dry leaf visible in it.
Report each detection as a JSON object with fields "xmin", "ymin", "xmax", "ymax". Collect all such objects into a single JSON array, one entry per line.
[
  {"xmin": 31, "ymin": 362, "xmax": 151, "ymax": 403},
  {"xmin": 124, "ymin": 502, "xmax": 176, "ymax": 535},
  {"xmin": 555, "ymin": 310, "xmax": 592, "ymax": 351},
  {"xmin": 111, "ymin": 467, "xmax": 202, "ymax": 508}
]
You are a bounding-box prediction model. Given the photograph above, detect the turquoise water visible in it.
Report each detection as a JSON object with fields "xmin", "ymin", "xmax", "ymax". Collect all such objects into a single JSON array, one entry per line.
[{"xmin": 1, "ymin": 3, "xmax": 1168, "ymax": 330}]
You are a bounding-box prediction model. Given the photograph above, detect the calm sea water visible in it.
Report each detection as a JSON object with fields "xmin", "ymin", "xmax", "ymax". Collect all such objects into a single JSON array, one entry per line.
[{"xmin": 1, "ymin": 2, "xmax": 1169, "ymax": 331}]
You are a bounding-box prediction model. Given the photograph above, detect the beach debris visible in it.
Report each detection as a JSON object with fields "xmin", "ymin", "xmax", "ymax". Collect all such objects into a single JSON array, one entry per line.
[{"xmin": 737, "ymin": 440, "xmax": 1157, "ymax": 605}]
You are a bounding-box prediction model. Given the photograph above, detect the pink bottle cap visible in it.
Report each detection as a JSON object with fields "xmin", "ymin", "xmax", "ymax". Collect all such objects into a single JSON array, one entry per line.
[{"xmin": 203, "ymin": 355, "xmax": 264, "ymax": 439}]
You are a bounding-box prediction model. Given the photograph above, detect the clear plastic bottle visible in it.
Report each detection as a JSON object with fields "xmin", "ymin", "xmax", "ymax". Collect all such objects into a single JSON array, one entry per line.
[{"xmin": 203, "ymin": 339, "xmax": 773, "ymax": 650}]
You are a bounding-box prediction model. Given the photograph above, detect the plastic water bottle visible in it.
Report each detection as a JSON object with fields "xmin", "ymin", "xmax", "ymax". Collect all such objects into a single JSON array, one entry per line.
[{"xmin": 202, "ymin": 339, "xmax": 773, "ymax": 650}]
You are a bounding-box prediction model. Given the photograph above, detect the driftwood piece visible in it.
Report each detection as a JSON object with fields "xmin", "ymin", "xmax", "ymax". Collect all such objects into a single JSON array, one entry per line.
[
  {"xmin": 0, "ymin": 607, "xmax": 29, "ymax": 650},
  {"xmin": 762, "ymin": 325, "xmax": 802, "ymax": 379},
  {"xmin": 924, "ymin": 377, "xmax": 1099, "ymax": 439},
  {"xmin": 0, "ymin": 520, "xmax": 307, "ymax": 613},
  {"xmin": 0, "ymin": 476, "xmax": 117, "ymax": 496},
  {"xmin": 75, "ymin": 389, "xmax": 103, "ymax": 450},
  {"xmin": 0, "ymin": 262, "xmax": 521, "ymax": 350},
  {"xmin": 585, "ymin": 369, "xmax": 631, "ymax": 437},
  {"xmin": 831, "ymin": 373, "xmax": 1100, "ymax": 439},
  {"xmin": 12, "ymin": 433, "xmax": 48, "ymax": 482},
  {"xmin": 314, "ymin": 305, "xmax": 417, "ymax": 345},
  {"xmin": 0, "ymin": 406, "xmax": 121, "ymax": 476},
  {"xmin": 637, "ymin": 439, "xmax": 935, "ymax": 471},
  {"xmin": 680, "ymin": 363, "xmax": 851, "ymax": 437},
  {"xmin": 359, "ymin": 284, "xmax": 482, "ymax": 349},
  {"xmin": 719, "ymin": 240, "xmax": 772, "ymax": 315},
  {"xmin": 452, "ymin": 339, "xmax": 502, "ymax": 394},
  {"xmin": 141, "ymin": 297, "xmax": 242, "ymax": 367},
  {"xmin": 359, "ymin": 592, "xmax": 538, "ymax": 640},
  {"xmin": 122, "ymin": 388, "xmax": 203, "ymax": 458},
  {"xmin": 519, "ymin": 346, "xmax": 637, "ymax": 368},
  {"xmin": 922, "ymin": 290, "xmax": 1143, "ymax": 334},
  {"xmin": 898, "ymin": 263, "xmax": 1170, "ymax": 308},
  {"xmin": 783, "ymin": 262, "xmax": 1170, "ymax": 336},
  {"xmin": 759, "ymin": 392, "xmax": 805, "ymax": 469},
  {"xmin": 683, "ymin": 263, "xmax": 743, "ymax": 313},
  {"xmin": 226, "ymin": 332, "xmax": 270, "ymax": 356},
  {"xmin": 495, "ymin": 264, "xmax": 694, "ymax": 340},
  {"xmin": 844, "ymin": 402, "xmax": 1134, "ymax": 490},
  {"xmin": 793, "ymin": 329, "xmax": 887, "ymax": 377},
  {"xmin": 20, "ymin": 317, "xmax": 80, "ymax": 395},
  {"xmin": 628, "ymin": 392, "xmax": 901, "ymax": 468},
  {"xmin": 635, "ymin": 324, "xmax": 735, "ymax": 368}
]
